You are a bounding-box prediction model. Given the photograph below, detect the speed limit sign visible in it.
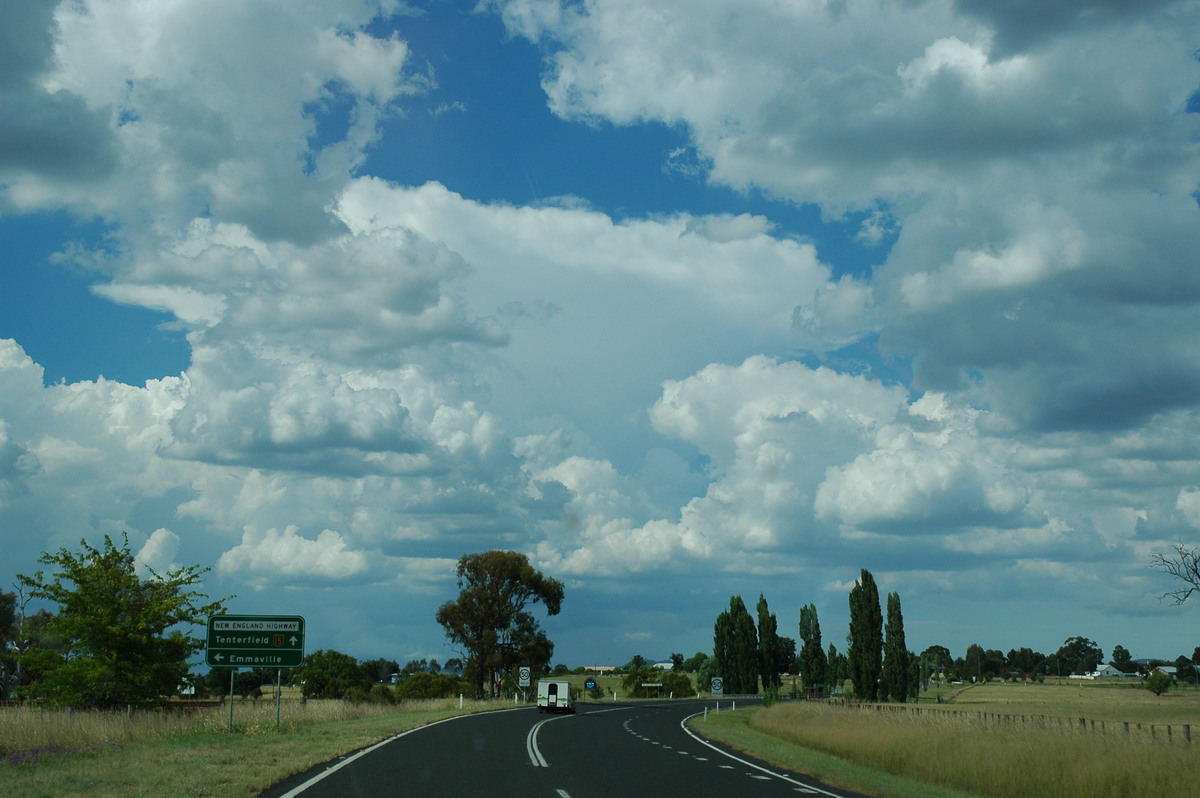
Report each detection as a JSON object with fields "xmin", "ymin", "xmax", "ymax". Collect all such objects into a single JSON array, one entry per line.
[
  {"xmin": 711, "ymin": 677, "xmax": 723, "ymax": 697},
  {"xmin": 519, "ymin": 666, "xmax": 531, "ymax": 687}
]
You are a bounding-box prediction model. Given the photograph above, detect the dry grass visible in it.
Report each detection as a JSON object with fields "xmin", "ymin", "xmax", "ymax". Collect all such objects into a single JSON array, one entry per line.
[
  {"xmin": 0, "ymin": 697, "xmax": 510, "ymax": 798},
  {"xmin": 0, "ymin": 698, "xmax": 472, "ymax": 759},
  {"xmin": 744, "ymin": 695, "xmax": 1200, "ymax": 798}
]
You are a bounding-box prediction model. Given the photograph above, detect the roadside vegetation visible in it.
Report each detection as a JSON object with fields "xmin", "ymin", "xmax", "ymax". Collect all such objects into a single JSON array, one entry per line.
[
  {"xmin": 0, "ymin": 697, "xmax": 509, "ymax": 798},
  {"xmin": 693, "ymin": 682, "xmax": 1200, "ymax": 798}
]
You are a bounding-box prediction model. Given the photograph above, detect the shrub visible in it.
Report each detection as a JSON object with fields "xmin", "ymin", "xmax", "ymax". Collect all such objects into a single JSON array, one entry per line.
[{"xmin": 1146, "ymin": 670, "xmax": 1171, "ymax": 696}]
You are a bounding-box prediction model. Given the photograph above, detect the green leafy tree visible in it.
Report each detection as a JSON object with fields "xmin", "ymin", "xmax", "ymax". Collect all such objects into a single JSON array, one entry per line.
[
  {"xmin": 827, "ymin": 643, "xmax": 846, "ymax": 691},
  {"xmin": 756, "ymin": 594, "xmax": 783, "ymax": 690},
  {"xmin": 361, "ymin": 657, "xmax": 399, "ymax": 683},
  {"xmin": 713, "ymin": 595, "xmax": 758, "ymax": 694},
  {"xmin": 670, "ymin": 652, "xmax": 685, "ymax": 672},
  {"xmin": 847, "ymin": 569, "xmax": 882, "ymax": 700},
  {"xmin": 1007, "ymin": 647, "xmax": 1046, "ymax": 679},
  {"xmin": 920, "ymin": 645, "xmax": 953, "ymax": 688},
  {"xmin": 435, "ymin": 550, "xmax": 564, "ymax": 699},
  {"xmin": 963, "ymin": 643, "xmax": 985, "ymax": 681},
  {"xmin": 1049, "ymin": 636, "xmax": 1104, "ymax": 676},
  {"xmin": 798, "ymin": 603, "xmax": 827, "ymax": 693},
  {"xmin": 0, "ymin": 589, "xmax": 17, "ymax": 700},
  {"xmin": 294, "ymin": 649, "xmax": 370, "ymax": 699},
  {"xmin": 16, "ymin": 535, "xmax": 228, "ymax": 708},
  {"xmin": 683, "ymin": 651, "xmax": 708, "ymax": 673},
  {"xmin": 1110, "ymin": 645, "xmax": 1135, "ymax": 674},
  {"xmin": 1146, "ymin": 669, "xmax": 1171, "ymax": 695},
  {"xmin": 1173, "ymin": 655, "xmax": 1197, "ymax": 684},
  {"xmin": 882, "ymin": 591, "xmax": 908, "ymax": 702}
]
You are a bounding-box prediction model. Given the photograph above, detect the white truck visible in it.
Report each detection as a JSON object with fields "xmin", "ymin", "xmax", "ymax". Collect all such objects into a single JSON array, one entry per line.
[{"xmin": 536, "ymin": 679, "xmax": 576, "ymax": 714}]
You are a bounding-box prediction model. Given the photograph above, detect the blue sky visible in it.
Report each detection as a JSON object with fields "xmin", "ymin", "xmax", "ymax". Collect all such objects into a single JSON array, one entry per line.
[{"xmin": 3, "ymin": 0, "xmax": 1200, "ymax": 673}]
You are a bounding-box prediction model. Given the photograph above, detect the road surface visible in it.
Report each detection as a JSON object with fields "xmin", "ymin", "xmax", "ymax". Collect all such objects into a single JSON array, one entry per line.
[{"xmin": 262, "ymin": 699, "xmax": 871, "ymax": 798}]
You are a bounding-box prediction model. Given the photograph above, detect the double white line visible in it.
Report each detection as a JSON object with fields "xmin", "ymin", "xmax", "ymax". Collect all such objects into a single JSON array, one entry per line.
[{"xmin": 526, "ymin": 716, "xmax": 557, "ymax": 766}]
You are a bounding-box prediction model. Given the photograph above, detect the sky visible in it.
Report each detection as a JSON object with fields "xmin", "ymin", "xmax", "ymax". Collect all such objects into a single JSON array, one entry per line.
[{"xmin": 2, "ymin": 0, "xmax": 1200, "ymax": 673}]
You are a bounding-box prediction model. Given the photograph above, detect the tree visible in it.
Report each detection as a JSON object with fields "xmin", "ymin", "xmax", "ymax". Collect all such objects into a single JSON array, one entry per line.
[
  {"xmin": 798, "ymin": 603, "xmax": 827, "ymax": 693},
  {"xmin": 294, "ymin": 649, "xmax": 370, "ymax": 699},
  {"xmin": 1110, "ymin": 645, "xmax": 1135, "ymax": 674},
  {"xmin": 1173, "ymin": 655, "xmax": 1197, "ymax": 685},
  {"xmin": 16, "ymin": 534, "xmax": 228, "ymax": 708},
  {"xmin": 847, "ymin": 569, "xmax": 882, "ymax": 700},
  {"xmin": 683, "ymin": 651, "xmax": 709, "ymax": 673},
  {"xmin": 1007, "ymin": 647, "xmax": 1046, "ymax": 679},
  {"xmin": 920, "ymin": 645, "xmax": 953, "ymax": 688},
  {"xmin": 713, "ymin": 595, "xmax": 758, "ymax": 694},
  {"xmin": 360, "ymin": 657, "xmax": 399, "ymax": 683},
  {"xmin": 756, "ymin": 594, "xmax": 783, "ymax": 691},
  {"xmin": 1049, "ymin": 636, "xmax": 1104, "ymax": 676},
  {"xmin": 882, "ymin": 591, "xmax": 908, "ymax": 702},
  {"xmin": 670, "ymin": 652, "xmax": 685, "ymax": 672},
  {"xmin": 435, "ymin": 550, "xmax": 564, "ymax": 699},
  {"xmin": 1150, "ymin": 541, "xmax": 1200, "ymax": 604},
  {"xmin": 964, "ymin": 643, "xmax": 985, "ymax": 681},
  {"xmin": 1146, "ymin": 669, "xmax": 1171, "ymax": 696},
  {"xmin": 0, "ymin": 589, "xmax": 17, "ymax": 700},
  {"xmin": 827, "ymin": 643, "xmax": 846, "ymax": 691}
]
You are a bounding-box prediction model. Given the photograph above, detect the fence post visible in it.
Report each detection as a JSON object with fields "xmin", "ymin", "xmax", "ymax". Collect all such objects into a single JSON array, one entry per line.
[{"xmin": 1184, "ymin": 724, "xmax": 1191, "ymax": 743}]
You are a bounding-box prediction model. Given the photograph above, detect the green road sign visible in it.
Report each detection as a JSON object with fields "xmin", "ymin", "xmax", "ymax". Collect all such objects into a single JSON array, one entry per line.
[{"xmin": 206, "ymin": 615, "xmax": 306, "ymax": 668}]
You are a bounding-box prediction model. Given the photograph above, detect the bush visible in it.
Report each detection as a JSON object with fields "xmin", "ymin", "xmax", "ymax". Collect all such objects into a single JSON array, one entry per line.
[
  {"xmin": 1146, "ymin": 670, "xmax": 1171, "ymax": 696},
  {"xmin": 369, "ymin": 684, "xmax": 396, "ymax": 704},
  {"xmin": 395, "ymin": 672, "xmax": 468, "ymax": 700}
]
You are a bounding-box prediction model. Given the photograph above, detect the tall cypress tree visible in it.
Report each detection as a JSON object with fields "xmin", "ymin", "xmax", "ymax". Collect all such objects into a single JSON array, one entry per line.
[
  {"xmin": 882, "ymin": 591, "xmax": 909, "ymax": 702},
  {"xmin": 714, "ymin": 595, "xmax": 758, "ymax": 694},
  {"xmin": 756, "ymin": 594, "xmax": 782, "ymax": 691},
  {"xmin": 798, "ymin": 603, "xmax": 827, "ymax": 692},
  {"xmin": 847, "ymin": 568, "xmax": 882, "ymax": 700}
]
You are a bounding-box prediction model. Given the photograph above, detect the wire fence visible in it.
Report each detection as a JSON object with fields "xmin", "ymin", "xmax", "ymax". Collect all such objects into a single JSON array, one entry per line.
[{"xmin": 826, "ymin": 699, "xmax": 1194, "ymax": 744}]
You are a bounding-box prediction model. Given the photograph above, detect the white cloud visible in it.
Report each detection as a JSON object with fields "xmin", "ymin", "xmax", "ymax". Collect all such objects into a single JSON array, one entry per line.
[
  {"xmin": 218, "ymin": 525, "xmax": 370, "ymax": 586},
  {"xmin": 136, "ymin": 527, "xmax": 180, "ymax": 577},
  {"xmin": 4, "ymin": 0, "xmax": 1200, "ymax": 666}
]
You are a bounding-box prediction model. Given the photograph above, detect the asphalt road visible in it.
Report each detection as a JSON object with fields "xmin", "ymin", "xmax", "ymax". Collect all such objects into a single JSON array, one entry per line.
[{"xmin": 261, "ymin": 699, "xmax": 872, "ymax": 798}]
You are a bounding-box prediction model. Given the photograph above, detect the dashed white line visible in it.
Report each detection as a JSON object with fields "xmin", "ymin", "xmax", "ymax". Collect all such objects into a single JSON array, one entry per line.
[{"xmin": 681, "ymin": 710, "xmax": 848, "ymax": 798}]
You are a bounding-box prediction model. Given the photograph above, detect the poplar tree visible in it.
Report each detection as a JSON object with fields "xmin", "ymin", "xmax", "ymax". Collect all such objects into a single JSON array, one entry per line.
[
  {"xmin": 756, "ymin": 594, "xmax": 782, "ymax": 690},
  {"xmin": 713, "ymin": 595, "xmax": 758, "ymax": 694},
  {"xmin": 882, "ymin": 591, "xmax": 909, "ymax": 702},
  {"xmin": 798, "ymin": 603, "xmax": 827, "ymax": 692},
  {"xmin": 847, "ymin": 568, "xmax": 882, "ymax": 700}
]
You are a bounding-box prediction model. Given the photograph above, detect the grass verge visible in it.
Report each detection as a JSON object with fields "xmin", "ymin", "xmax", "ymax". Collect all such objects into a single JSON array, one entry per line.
[
  {"xmin": 690, "ymin": 706, "xmax": 977, "ymax": 798},
  {"xmin": 691, "ymin": 695, "xmax": 1200, "ymax": 798},
  {"xmin": 0, "ymin": 699, "xmax": 509, "ymax": 798}
]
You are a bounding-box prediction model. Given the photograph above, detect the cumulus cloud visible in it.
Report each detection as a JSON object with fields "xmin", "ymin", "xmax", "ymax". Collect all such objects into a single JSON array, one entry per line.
[
  {"xmin": 4, "ymin": 0, "xmax": 1200, "ymax": 664},
  {"xmin": 218, "ymin": 526, "xmax": 370, "ymax": 586},
  {"xmin": 0, "ymin": 0, "xmax": 118, "ymax": 184}
]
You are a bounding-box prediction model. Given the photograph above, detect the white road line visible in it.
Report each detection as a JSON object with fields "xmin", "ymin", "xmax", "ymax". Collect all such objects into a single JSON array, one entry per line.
[
  {"xmin": 279, "ymin": 707, "xmax": 528, "ymax": 797},
  {"xmin": 680, "ymin": 711, "xmax": 847, "ymax": 798},
  {"xmin": 527, "ymin": 718, "xmax": 553, "ymax": 767},
  {"xmin": 555, "ymin": 790, "xmax": 572, "ymax": 797}
]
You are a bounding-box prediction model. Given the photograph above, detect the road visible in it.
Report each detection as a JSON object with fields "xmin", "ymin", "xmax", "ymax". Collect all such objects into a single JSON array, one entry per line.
[{"xmin": 261, "ymin": 699, "xmax": 871, "ymax": 798}]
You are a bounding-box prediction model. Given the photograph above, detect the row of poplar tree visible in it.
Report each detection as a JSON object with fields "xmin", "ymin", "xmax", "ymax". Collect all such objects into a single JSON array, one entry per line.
[{"xmin": 711, "ymin": 568, "xmax": 916, "ymax": 701}]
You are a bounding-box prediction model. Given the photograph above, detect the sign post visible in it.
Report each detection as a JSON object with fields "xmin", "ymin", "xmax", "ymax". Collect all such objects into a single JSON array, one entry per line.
[{"xmin": 206, "ymin": 615, "xmax": 306, "ymax": 732}]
